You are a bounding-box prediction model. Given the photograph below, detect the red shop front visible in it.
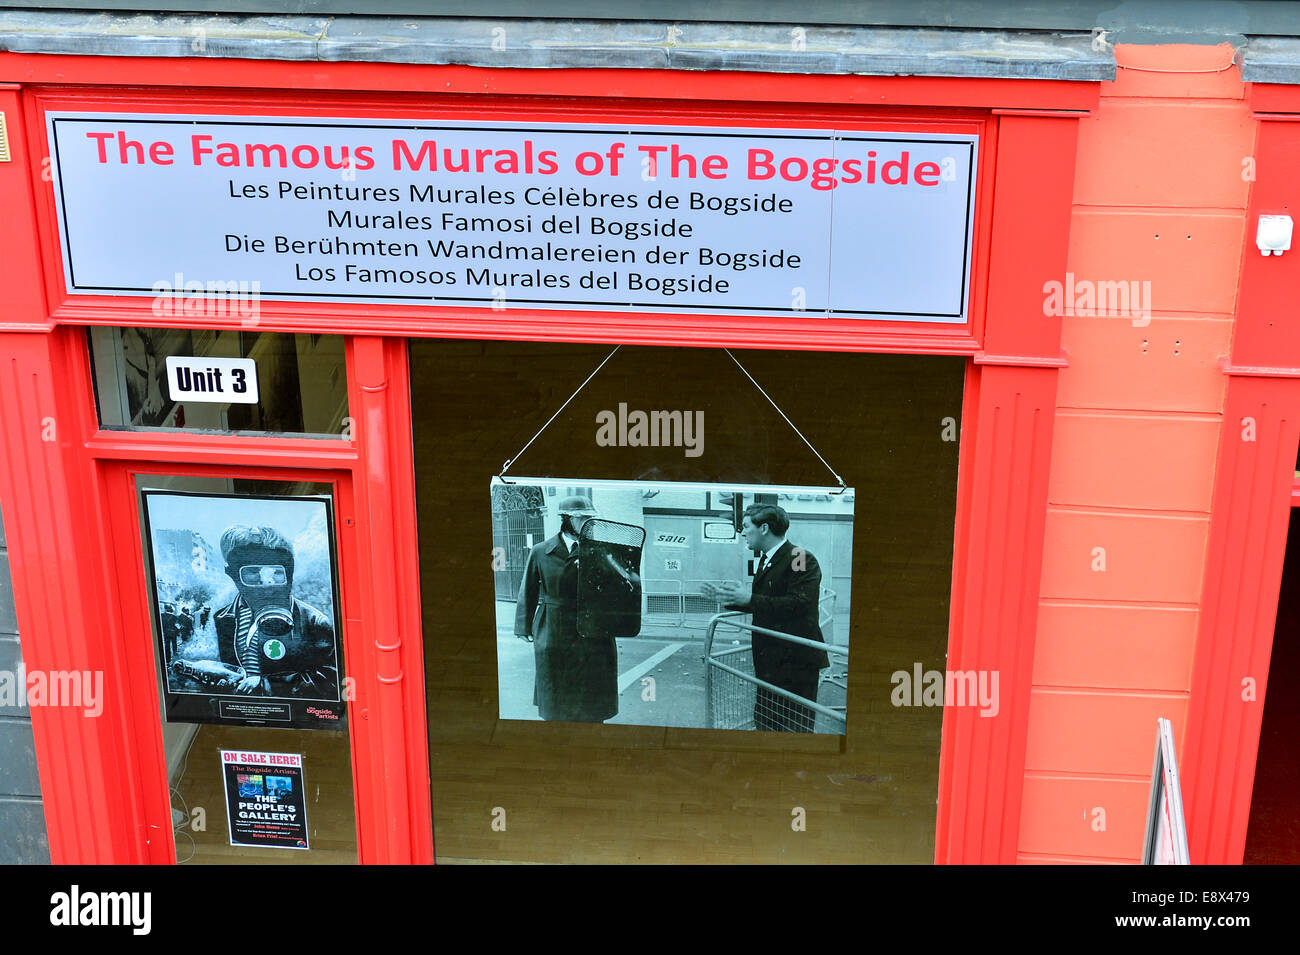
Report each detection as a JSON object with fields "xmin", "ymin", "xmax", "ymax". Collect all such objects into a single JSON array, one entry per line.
[{"xmin": 0, "ymin": 44, "xmax": 1145, "ymax": 865}]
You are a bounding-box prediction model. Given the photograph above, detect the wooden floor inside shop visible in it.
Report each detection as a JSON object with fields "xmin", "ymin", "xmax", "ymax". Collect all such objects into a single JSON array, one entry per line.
[
  {"xmin": 170, "ymin": 723, "xmax": 358, "ymax": 864},
  {"xmin": 412, "ymin": 341, "xmax": 964, "ymax": 864}
]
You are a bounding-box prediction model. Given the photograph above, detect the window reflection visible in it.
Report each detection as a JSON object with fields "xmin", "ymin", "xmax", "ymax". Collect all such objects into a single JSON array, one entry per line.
[{"xmin": 90, "ymin": 328, "xmax": 348, "ymax": 438}]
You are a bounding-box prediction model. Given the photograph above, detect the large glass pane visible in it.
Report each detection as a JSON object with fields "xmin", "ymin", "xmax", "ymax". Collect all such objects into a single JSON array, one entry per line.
[
  {"xmin": 411, "ymin": 341, "xmax": 964, "ymax": 864},
  {"xmin": 90, "ymin": 328, "xmax": 348, "ymax": 437}
]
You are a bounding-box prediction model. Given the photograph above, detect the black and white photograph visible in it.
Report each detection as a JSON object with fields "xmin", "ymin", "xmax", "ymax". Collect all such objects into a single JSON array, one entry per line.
[
  {"xmin": 142, "ymin": 490, "xmax": 346, "ymax": 730},
  {"xmin": 494, "ymin": 477, "xmax": 854, "ymax": 733}
]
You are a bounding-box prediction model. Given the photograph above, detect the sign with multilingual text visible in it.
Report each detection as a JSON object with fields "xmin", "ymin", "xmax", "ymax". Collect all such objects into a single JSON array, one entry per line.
[{"xmin": 47, "ymin": 113, "xmax": 978, "ymax": 323}]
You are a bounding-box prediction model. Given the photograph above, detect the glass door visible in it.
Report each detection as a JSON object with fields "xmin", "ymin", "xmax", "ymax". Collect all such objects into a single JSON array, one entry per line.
[{"xmin": 103, "ymin": 462, "xmax": 360, "ymax": 864}]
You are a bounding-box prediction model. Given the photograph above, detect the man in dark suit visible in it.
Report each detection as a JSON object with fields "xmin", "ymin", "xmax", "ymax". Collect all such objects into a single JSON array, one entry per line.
[{"xmin": 704, "ymin": 503, "xmax": 828, "ymax": 732}]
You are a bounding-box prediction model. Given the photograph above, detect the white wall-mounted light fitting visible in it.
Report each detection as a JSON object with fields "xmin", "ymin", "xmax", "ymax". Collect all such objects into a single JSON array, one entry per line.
[{"xmin": 1257, "ymin": 214, "xmax": 1293, "ymax": 256}]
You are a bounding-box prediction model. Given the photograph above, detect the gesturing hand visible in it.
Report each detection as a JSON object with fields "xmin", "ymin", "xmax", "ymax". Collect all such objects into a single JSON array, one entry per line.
[{"xmin": 702, "ymin": 580, "xmax": 751, "ymax": 605}]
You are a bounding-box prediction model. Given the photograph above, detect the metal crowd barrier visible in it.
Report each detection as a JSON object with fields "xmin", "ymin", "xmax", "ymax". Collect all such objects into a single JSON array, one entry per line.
[
  {"xmin": 815, "ymin": 588, "xmax": 847, "ymax": 692},
  {"xmin": 642, "ymin": 578, "xmax": 685, "ymax": 627},
  {"xmin": 644, "ymin": 582, "xmax": 838, "ymax": 634},
  {"xmin": 704, "ymin": 611, "xmax": 848, "ymax": 733}
]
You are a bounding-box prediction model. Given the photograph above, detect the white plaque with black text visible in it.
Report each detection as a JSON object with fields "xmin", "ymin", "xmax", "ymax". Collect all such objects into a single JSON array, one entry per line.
[{"xmin": 47, "ymin": 112, "xmax": 979, "ymax": 323}]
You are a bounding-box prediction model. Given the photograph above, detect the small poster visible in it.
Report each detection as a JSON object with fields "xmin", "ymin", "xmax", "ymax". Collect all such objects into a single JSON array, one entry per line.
[
  {"xmin": 221, "ymin": 750, "xmax": 309, "ymax": 850},
  {"xmin": 142, "ymin": 490, "xmax": 346, "ymax": 730}
]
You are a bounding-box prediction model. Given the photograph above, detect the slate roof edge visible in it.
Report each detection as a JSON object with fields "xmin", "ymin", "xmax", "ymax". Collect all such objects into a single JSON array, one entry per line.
[{"xmin": 0, "ymin": 12, "xmax": 1117, "ymax": 81}]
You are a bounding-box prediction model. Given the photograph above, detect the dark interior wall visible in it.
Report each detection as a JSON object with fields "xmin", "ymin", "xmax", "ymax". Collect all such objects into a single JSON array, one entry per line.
[
  {"xmin": 1244, "ymin": 507, "xmax": 1300, "ymax": 864},
  {"xmin": 411, "ymin": 340, "xmax": 964, "ymax": 863}
]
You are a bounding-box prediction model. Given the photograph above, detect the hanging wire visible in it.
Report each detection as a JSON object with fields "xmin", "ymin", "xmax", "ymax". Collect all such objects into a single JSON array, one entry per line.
[
  {"xmin": 499, "ymin": 345, "xmax": 622, "ymax": 481},
  {"xmin": 497, "ymin": 343, "xmax": 846, "ymax": 494},
  {"xmin": 723, "ymin": 349, "xmax": 847, "ymax": 493}
]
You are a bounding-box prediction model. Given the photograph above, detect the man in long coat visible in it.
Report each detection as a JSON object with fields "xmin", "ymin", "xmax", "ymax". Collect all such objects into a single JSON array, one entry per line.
[{"xmin": 514, "ymin": 496, "xmax": 619, "ymax": 722}]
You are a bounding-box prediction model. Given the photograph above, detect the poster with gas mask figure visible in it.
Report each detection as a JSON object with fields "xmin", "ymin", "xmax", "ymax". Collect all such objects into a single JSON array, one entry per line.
[{"xmin": 142, "ymin": 490, "xmax": 346, "ymax": 730}]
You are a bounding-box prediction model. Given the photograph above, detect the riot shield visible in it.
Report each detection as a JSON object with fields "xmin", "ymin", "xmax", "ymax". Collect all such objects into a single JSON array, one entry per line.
[{"xmin": 577, "ymin": 518, "xmax": 645, "ymax": 638}]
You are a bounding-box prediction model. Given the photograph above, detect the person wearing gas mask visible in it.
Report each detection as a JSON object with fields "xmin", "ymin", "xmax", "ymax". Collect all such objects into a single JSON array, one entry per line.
[
  {"xmin": 514, "ymin": 495, "xmax": 631, "ymax": 723},
  {"xmin": 212, "ymin": 525, "xmax": 338, "ymax": 698}
]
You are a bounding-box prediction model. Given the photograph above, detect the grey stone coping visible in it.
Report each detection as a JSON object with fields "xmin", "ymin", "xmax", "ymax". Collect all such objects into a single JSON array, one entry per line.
[
  {"xmin": 0, "ymin": 11, "xmax": 1116, "ymax": 81},
  {"xmin": 1242, "ymin": 36, "xmax": 1300, "ymax": 85}
]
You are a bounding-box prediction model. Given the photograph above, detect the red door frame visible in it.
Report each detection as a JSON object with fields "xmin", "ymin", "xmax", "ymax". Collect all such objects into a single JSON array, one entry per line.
[
  {"xmin": 0, "ymin": 326, "xmax": 427, "ymax": 863},
  {"xmin": 101, "ymin": 460, "xmax": 360, "ymax": 863},
  {"xmin": 1181, "ymin": 85, "xmax": 1300, "ymax": 864},
  {"xmin": 0, "ymin": 57, "xmax": 1095, "ymax": 864}
]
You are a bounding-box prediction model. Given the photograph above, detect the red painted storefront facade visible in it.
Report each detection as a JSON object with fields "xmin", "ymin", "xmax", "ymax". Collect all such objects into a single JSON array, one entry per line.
[{"xmin": 0, "ymin": 44, "xmax": 1293, "ymax": 864}]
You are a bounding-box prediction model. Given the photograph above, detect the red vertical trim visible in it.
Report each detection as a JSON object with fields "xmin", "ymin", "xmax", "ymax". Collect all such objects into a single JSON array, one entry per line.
[
  {"xmin": 348, "ymin": 337, "xmax": 433, "ymax": 863},
  {"xmin": 934, "ymin": 110, "xmax": 1078, "ymax": 864},
  {"xmin": 981, "ymin": 113, "xmax": 1078, "ymax": 364},
  {"xmin": 0, "ymin": 330, "xmax": 143, "ymax": 861},
  {"xmin": 384, "ymin": 341, "xmax": 434, "ymax": 864},
  {"xmin": 0, "ymin": 85, "xmax": 50, "ymax": 330},
  {"xmin": 935, "ymin": 363, "xmax": 1060, "ymax": 863},
  {"xmin": 1182, "ymin": 102, "xmax": 1300, "ymax": 864},
  {"xmin": 1184, "ymin": 379, "xmax": 1300, "ymax": 862}
]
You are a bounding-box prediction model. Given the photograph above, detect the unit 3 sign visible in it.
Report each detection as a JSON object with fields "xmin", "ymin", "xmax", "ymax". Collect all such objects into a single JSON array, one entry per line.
[
  {"xmin": 46, "ymin": 113, "xmax": 979, "ymax": 323},
  {"xmin": 165, "ymin": 356, "xmax": 259, "ymax": 404}
]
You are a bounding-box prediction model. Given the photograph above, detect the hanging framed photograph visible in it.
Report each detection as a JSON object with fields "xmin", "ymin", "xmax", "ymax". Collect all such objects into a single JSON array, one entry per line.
[
  {"xmin": 494, "ymin": 476, "xmax": 854, "ymax": 734},
  {"xmin": 141, "ymin": 490, "xmax": 347, "ymax": 730}
]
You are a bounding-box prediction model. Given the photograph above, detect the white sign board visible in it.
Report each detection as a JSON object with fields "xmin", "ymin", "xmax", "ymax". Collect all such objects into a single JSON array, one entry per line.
[
  {"xmin": 702, "ymin": 520, "xmax": 738, "ymax": 543},
  {"xmin": 1142, "ymin": 717, "xmax": 1190, "ymax": 865},
  {"xmin": 46, "ymin": 113, "xmax": 978, "ymax": 323},
  {"xmin": 165, "ymin": 355, "xmax": 258, "ymax": 404}
]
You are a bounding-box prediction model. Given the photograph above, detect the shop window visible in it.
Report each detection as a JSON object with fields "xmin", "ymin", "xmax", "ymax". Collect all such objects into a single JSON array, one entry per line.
[
  {"xmin": 411, "ymin": 340, "xmax": 963, "ymax": 863},
  {"xmin": 89, "ymin": 328, "xmax": 349, "ymax": 437}
]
